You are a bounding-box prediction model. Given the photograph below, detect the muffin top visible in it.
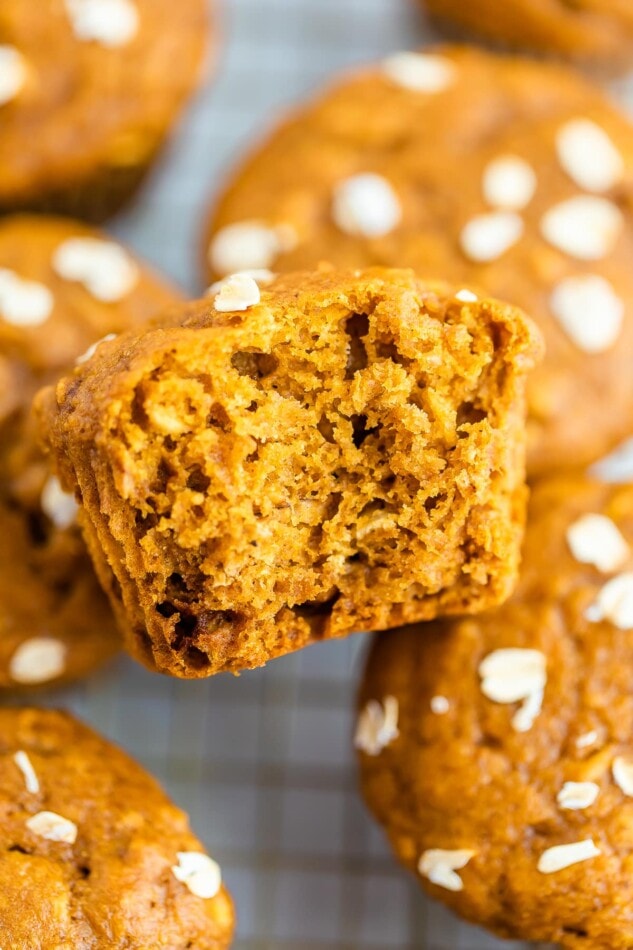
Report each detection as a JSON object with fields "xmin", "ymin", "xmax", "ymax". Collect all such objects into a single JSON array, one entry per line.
[
  {"xmin": 0, "ymin": 0, "xmax": 208, "ymax": 209},
  {"xmin": 0, "ymin": 214, "xmax": 181, "ymax": 690},
  {"xmin": 423, "ymin": 0, "xmax": 633, "ymax": 72},
  {"xmin": 205, "ymin": 45, "xmax": 633, "ymax": 476},
  {"xmin": 0, "ymin": 707, "xmax": 234, "ymax": 948},
  {"xmin": 359, "ymin": 471, "xmax": 633, "ymax": 948},
  {"xmin": 0, "ymin": 212, "xmax": 180, "ymax": 521}
]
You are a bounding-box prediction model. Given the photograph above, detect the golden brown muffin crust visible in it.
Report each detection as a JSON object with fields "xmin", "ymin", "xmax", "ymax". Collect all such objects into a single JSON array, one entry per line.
[
  {"xmin": 423, "ymin": 0, "xmax": 633, "ymax": 72},
  {"xmin": 0, "ymin": 707, "xmax": 234, "ymax": 948},
  {"xmin": 37, "ymin": 267, "xmax": 541, "ymax": 678},
  {"xmin": 0, "ymin": 215, "xmax": 181, "ymax": 689},
  {"xmin": 204, "ymin": 45, "xmax": 633, "ymax": 477},
  {"xmin": 359, "ymin": 474, "xmax": 633, "ymax": 948},
  {"xmin": 0, "ymin": 0, "xmax": 209, "ymax": 218}
]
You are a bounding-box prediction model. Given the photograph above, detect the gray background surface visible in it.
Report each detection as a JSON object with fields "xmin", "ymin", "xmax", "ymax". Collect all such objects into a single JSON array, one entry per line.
[{"xmin": 36, "ymin": 0, "xmax": 625, "ymax": 946}]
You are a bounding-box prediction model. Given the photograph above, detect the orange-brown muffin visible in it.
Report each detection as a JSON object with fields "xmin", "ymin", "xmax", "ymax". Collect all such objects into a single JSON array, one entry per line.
[
  {"xmin": 203, "ymin": 45, "xmax": 633, "ymax": 477},
  {"xmin": 358, "ymin": 472, "xmax": 633, "ymax": 948},
  {"xmin": 0, "ymin": 707, "xmax": 234, "ymax": 948},
  {"xmin": 0, "ymin": 0, "xmax": 209, "ymax": 220},
  {"xmin": 0, "ymin": 215, "xmax": 181, "ymax": 688},
  {"xmin": 37, "ymin": 267, "xmax": 541, "ymax": 678},
  {"xmin": 422, "ymin": 0, "xmax": 633, "ymax": 73}
]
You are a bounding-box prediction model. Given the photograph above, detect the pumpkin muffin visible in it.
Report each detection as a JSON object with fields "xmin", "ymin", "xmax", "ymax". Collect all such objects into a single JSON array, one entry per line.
[
  {"xmin": 0, "ymin": 214, "xmax": 181, "ymax": 688},
  {"xmin": 358, "ymin": 471, "xmax": 633, "ymax": 948},
  {"xmin": 38, "ymin": 266, "xmax": 541, "ymax": 678},
  {"xmin": 0, "ymin": 0, "xmax": 209, "ymax": 220},
  {"xmin": 0, "ymin": 707, "xmax": 234, "ymax": 947},
  {"xmin": 203, "ymin": 46, "xmax": 633, "ymax": 477},
  {"xmin": 422, "ymin": 0, "xmax": 633, "ymax": 73}
]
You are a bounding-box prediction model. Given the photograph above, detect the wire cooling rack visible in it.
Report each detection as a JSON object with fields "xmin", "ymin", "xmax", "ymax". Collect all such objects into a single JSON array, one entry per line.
[{"xmin": 25, "ymin": 0, "xmax": 584, "ymax": 946}]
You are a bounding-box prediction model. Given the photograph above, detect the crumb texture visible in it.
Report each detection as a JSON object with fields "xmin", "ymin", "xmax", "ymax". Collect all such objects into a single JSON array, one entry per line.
[
  {"xmin": 39, "ymin": 267, "xmax": 540, "ymax": 677},
  {"xmin": 0, "ymin": 708, "xmax": 234, "ymax": 948},
  {"xmin": 359, "ymin": 474, "xmax": 633, "ymax": 949}
]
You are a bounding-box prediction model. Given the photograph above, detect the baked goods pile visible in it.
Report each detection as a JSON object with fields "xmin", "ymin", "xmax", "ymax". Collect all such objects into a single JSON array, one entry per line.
[{"xmin": 2, "ymin": 0, "xmax": 633, "ymax": 945}]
